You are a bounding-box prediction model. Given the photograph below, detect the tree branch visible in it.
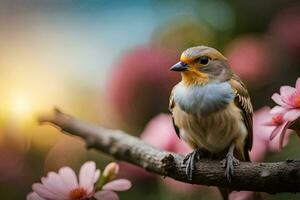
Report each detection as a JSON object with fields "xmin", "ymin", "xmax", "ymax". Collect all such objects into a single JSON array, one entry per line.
[{"xmin": 38, "ymin": 108, "xmax": 300, "ymax": 193}]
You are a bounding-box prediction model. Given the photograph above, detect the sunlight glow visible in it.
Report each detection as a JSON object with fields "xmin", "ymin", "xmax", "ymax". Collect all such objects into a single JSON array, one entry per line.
[{"xmin": 10, "ymin": 93, "xmax": 33, "ymax": 119}]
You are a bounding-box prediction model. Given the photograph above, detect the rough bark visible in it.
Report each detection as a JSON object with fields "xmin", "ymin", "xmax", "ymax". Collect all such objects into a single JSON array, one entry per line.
[{"xmin": 38, "ymin": 108, "xmax": 300, "ymax": 193}]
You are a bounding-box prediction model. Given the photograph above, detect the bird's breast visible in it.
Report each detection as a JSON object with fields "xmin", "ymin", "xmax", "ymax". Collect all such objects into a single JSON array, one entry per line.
[
  {"xmin": 173, "ymin": 102, "xmax": 247, "ymax": 153},
  {"xmin": 173, "ymin": 81, "xmax": 235, "ymax": 115}
]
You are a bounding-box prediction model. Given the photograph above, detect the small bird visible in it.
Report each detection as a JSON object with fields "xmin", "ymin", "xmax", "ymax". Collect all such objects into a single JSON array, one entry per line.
[{"xmin": 169, "ymin": 46, "xmax": 253, "ymax": 186}]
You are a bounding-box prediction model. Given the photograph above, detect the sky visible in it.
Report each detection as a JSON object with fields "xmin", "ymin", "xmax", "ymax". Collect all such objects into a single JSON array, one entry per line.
[{"xmin": 0, "ymin": 0, "xmax": 202, "ymax": 88}]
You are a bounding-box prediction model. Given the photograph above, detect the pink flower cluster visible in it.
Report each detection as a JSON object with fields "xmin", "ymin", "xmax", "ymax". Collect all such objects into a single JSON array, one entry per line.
[
  {"xmin": 225, "ymin": 36, "xmax": 272, "ymax": 86},
  {"xmin": 27, "ymin": 161, "xmax": 131, "ymax": 200},
  {"xmin": 106, "ymin": 45, "xmax": 179, "ymax": 126},
  {"xmin": 264, "ymin": 78, "xmax": 300, "ymax": 149}
]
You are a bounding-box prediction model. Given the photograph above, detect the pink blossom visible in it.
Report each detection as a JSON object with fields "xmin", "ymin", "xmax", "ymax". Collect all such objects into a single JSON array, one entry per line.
[
  {"xmin": 27, "ymin": 161, "xmax": 100, "ymax": 200},
  {"xmin": 141, "ymin": 113, "xmax": 190, "ymax": 154},
  {"xmin": 27, "ymin": 161, "xmax": 131, "ymax": 200},
  {"xmin": 225, "ymin": 36, "xmax": 272, "ymax": 86},
  {"xmin": 262, "ymin": 78, "xmax": 300, "ymax": 149},
  {"xmin": 253, "ymin": 107, "xmax": 290, "ymax": 154},
  {"xmin": 106, "ymin": 45, "xmax": 179, "ymax": 127},
  {"xmin": 268, "ymin": 6, "xmax": 300, "ymax": 56},
  {"xmin": 270, "ymin": 78, "xmax": 300, "ymax": 121}
]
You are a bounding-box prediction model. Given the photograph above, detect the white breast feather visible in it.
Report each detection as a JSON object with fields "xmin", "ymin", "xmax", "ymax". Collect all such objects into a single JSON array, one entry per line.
[{"xmin": 174, "ymin": 81, "xmax": 235, "ymax": 115}]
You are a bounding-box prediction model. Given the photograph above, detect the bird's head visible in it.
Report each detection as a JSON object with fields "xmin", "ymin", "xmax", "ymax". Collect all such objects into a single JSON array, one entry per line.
[{"xmin": 170, "ymin": 45, "xmax": 232, "ymax": 86}]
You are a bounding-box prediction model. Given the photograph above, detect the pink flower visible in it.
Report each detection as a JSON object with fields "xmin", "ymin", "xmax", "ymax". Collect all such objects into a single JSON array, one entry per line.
[
  {"xmin": 251, "ymin": 107, "xmax": 290, "ymax": 161},
  {"xmin": 225, "ymin": 36, "xmax": 272, "ymax": 86},
  {"xmin": 268, "ymin": 6, "xmax": 300, "ymax": 56},
  {"xmin": 27, "ymin": 161, "xmax": 131, "ymax": 200},
  {"xmin": 106, "ymin": 45, "xmax": 179, "ymax": 127},
  {"xmin": 141, "ymin": 113, "xmax": 190, "ymax": 154},
  {"xmin": 28, "ymin": 161, "xmax": 100, "ymax": 200},
  {"xmin": 263, "ymin": 113, "xmax": 291, "ymax": 148},
  {"xmin": 263, "ymin": 78, "xmax": 300, "ymax": 148},
  {"xmin": 271, "ymin": 78, "xmax": 300, "ymax": 121}
]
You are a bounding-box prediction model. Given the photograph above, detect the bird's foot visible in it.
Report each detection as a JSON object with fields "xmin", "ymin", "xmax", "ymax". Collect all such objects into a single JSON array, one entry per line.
[
  {"xmin": 183, "ymin": 149, "xmax": 202, "ymax": 181},
  {"xmin": 221, "ymin": 153, "xmax": 239, "ymax": 183}
]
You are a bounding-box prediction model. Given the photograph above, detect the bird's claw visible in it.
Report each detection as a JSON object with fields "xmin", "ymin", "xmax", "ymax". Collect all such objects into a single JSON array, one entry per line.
[
  {"xmin": 183, "ymin": 149, "xmax": 202, "ymax": 181},
  {"xmin": 221, "ymin": 153, "xmax": 239, "ymax": 183},
  {"xmin": 183, "ymin": 152, "xmax": 192, "ymax": 164}
]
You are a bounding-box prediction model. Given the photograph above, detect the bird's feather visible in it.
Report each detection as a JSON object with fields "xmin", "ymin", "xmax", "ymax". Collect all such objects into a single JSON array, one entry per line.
[
  {"xmin": 229, "ymin": 75, "xmax": 253, "ymax": 160},
  {"xmin": 169, "ymin": 88, "xmax": 180, "ymax": 138}
]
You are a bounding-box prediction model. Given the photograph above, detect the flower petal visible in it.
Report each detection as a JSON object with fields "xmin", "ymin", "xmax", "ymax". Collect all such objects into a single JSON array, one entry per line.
[
  {"xmin": 229, "ymin": 191, "xmax": 255, "ymax": 200},
  {"xmin": 79, "ymin": 161, "xmax": 97, "ymax": 189},
  {"xmin": 271, "ymin": 93, "xmax": 288, "ymax": 107},
  {"xmin": 58, "ymin": 167, "xmax": 78, "ymax": 191},
  {"xmin": 270, "ymin": 106, "xmax": 288, "ymax": 114},
  {"xmin": 280, "ymin": 86, "xmax": 296, "ymax": 96},
  {"xmin": 280, "ymin": 86, "xmax": 296, "ymax": 106},
  {"xmin": 296, "ymin": 78, "xmax": 300, "ymax": 90},
  {"xmin": 269, "ymin": 121, "xmax": 289, "ymax": 141},
  {"xmin": 26, "ymin": 192, "xmax": 46, "ymax": 200},
  {"xmin": 279, "ymin": 127, "xmax": 287, "ymax": 150},
  {"xmin": 103, "ymin": 179, "xmax": 132, "ymax": 191},
  {"xmin": 262, "ymin": 120, "xmax": 275, "ymax": 126},
  {"xmin": 94, "ymin": 190, "xmax": 119, "ymax": 200},
  {"xmin": 32, "ymin": 183, "xmax": 61, "ymax": 200},
  {"xmin": 86, "ymin": 169, "xmax": 101, "ymax": 194},
  {"xmin": 103, "ymin": 162, "xmax": 119, "ymax": 177},
  {"xmin": 94, "ymin": 169, "xmax": 101, "ymax": 184},
  {"xmin": 284, "ymin": 109, "xmax": 300, "ymax": 121},
  {"xmin": 41, "ymin": 172, "xmax": 69, "ymax": 198}
]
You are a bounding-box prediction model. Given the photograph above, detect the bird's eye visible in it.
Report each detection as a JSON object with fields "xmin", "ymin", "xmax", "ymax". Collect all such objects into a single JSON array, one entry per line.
[{"xmin": 199, "ymin": 56, "xmax": 209, "ymax": 65}]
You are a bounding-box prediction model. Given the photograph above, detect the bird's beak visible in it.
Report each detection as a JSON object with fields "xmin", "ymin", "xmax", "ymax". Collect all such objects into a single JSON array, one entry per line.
[{"xmin": 170, "ymin": 61, "xmax": 188, "ymax": 72}]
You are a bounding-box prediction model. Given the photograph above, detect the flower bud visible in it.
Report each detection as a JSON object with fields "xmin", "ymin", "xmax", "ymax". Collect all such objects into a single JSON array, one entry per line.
[{"xmin": 103, "ymin": 162, "xmax": 119, "ymax": 181}]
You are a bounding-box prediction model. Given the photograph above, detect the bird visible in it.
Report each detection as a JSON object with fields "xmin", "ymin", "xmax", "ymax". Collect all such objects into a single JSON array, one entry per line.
[{"xmin": 169, "ymin": 45, "xmax": 253, "ymax": 188}]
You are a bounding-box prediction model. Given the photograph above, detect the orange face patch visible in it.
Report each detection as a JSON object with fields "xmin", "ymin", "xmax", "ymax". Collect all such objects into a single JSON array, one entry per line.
[
  {"xmin": 181, "ymin": 70, "xmax": 209, "ymax": 86},
  {"xmin": 180, "ymin": 54, "xmax": 194, "ymax": 64}
]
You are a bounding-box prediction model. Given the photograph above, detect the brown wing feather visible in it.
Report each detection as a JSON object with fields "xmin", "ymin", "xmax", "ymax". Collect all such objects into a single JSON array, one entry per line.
[
  {"xmin": 229, "ymin": 75, "xmax": 253, "ymax": 159},
  {"xmin": 169, "ymin": 88, "xmax": 181, "ymax": 139}
]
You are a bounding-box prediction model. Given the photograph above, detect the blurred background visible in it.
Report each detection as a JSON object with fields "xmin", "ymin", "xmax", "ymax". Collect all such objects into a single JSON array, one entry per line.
[{"xmin": 0, "ymin": 0, "xmax": 300, "ymax": 199}]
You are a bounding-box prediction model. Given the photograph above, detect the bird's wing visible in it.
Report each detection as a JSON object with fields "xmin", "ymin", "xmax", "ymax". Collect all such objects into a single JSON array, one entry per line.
[
  {"xmin": 169, "ymin": 87, "xmax": 181, "ymax": 139},
  {"xmin": 229, "ymin": 75, "xmax": 253, "ymax": 153}
]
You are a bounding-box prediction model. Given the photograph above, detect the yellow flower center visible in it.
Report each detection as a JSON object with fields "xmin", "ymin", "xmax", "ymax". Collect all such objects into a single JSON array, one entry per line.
[{"xmin": 69, "ymin": 187, "xmax": 87, "ymax": 200}]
